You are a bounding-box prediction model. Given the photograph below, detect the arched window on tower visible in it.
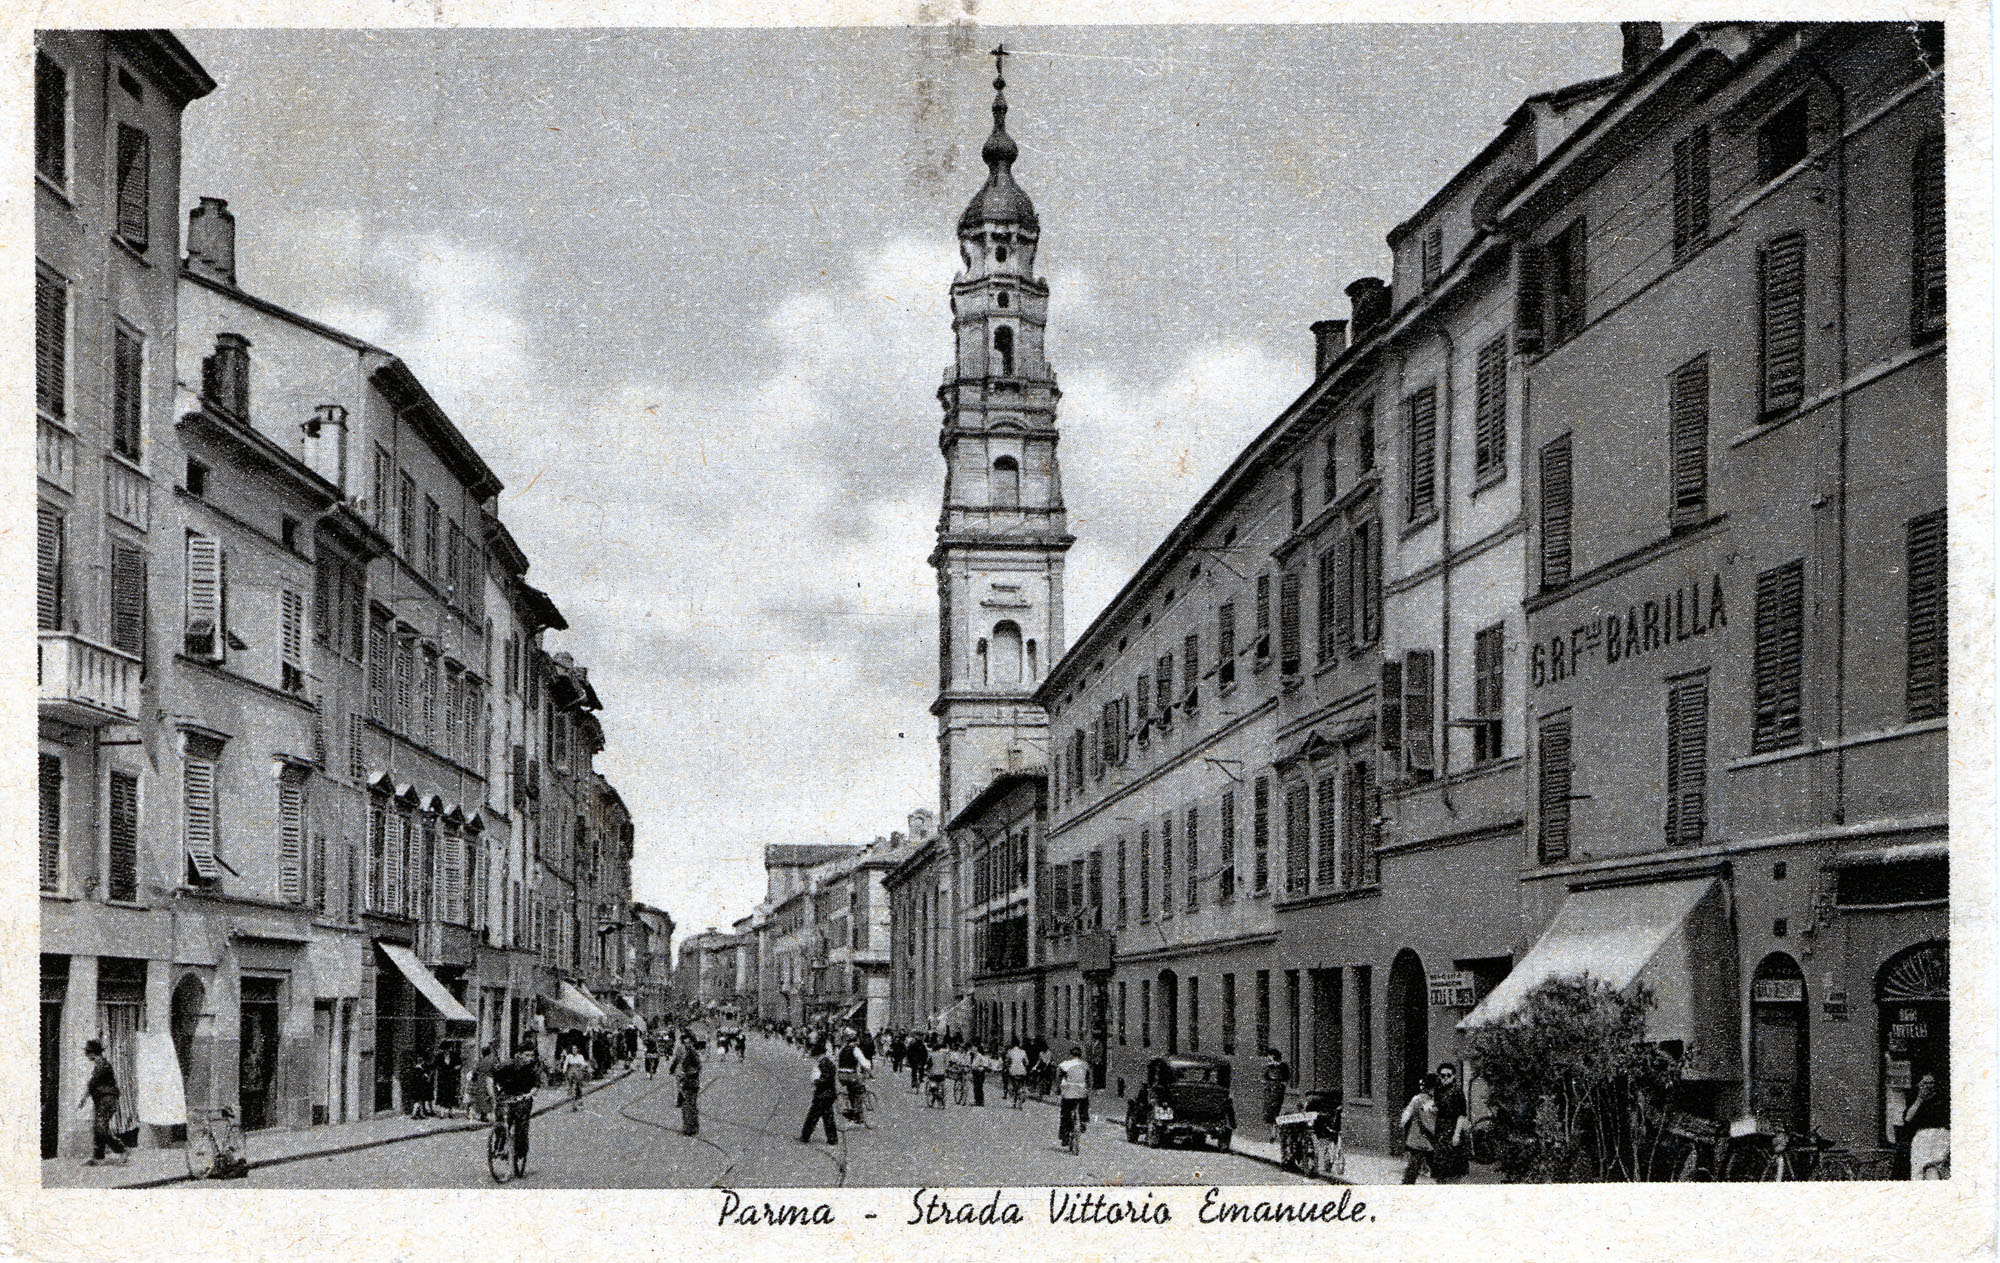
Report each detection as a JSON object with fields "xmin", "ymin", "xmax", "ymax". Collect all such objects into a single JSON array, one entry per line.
[
  {"xmin": 992, "ymin": 456, "xmax": 1020, "ymax": 509},
  {"xmin": 993, "ymin": 326, "xmax": 1015, "ymax": 377},
  {"xmin": 1026, "ymin": 639, "xmax": 1038, "ymax": 682},
  {"xmin": 976, "ymin": 638, "xmax": 989, "ymax": 686},
  {"xmin": 991, "ymin": 621, "xmax": 1024, "ymax": 687}
]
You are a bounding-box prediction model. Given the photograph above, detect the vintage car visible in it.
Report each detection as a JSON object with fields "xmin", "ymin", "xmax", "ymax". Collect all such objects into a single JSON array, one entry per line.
[{"xmin": 1125, "ymin": 1054, "xmax": 1236, "ymax": 1150}]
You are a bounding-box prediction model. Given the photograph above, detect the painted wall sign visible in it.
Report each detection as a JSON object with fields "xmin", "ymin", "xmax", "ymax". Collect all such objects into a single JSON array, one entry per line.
[
  {"xmin": 1753, "ymin": 978, "xmax": 1805, "ymax": 1003},
  {"xmin": 1532, "ymin": 573, "xmax": 1728, "ymax": 688},
  {"xmin": 1427, "ymin": 970, "xmax": 1476, "ymax": 1007}
]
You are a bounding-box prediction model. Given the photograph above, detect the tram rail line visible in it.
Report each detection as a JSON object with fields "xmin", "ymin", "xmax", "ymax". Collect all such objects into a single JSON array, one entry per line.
[{"xmin": 613, "ymin": 1036, "xmax": 849, "ymax": 1188}]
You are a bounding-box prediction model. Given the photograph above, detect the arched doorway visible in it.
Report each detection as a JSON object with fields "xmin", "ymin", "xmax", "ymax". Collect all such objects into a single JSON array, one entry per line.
[
  {"xmin": 1386, "ymin": 950, "xmax": 1428, "ymax": 1129},
  {"xmin": 1876, "ymin": 941, "xmax": 1948, "ymax": 1144},
  {"xmin": 170, "ymin": 973, "xmax": 207, "ymax": 1114},
  {"xmin": 1750, "ymin": 953, "xmax": 1809, "ymax": 1132},
  {"xmin": 1158, "ymin": 969, "xmax": 1179, "ymax": 1055}
]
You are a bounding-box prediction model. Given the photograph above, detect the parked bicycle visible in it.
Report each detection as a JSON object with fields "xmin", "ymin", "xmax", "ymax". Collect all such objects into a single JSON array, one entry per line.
[
  {"xmin": 185, "ymin": 1106, "xmax": 248, "ymax": 1180},
  {"xmin": 487, "ymin": 1094, "xmax": 532, "ymax": 1183}
]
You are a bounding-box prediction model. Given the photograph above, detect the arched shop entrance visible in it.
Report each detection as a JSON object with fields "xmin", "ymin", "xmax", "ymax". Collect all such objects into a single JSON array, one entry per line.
[
  {"xmin": 1749, "ymin": 953, "xmax": 1808, "ymax": 1133},
  {"xmin": 1387, "ymin": 949, "xmax": 1428, "ymax": 1130},
  {"xmin": 1876, "ymin": 941, "xmax": 1948, "ymax": 1141}
]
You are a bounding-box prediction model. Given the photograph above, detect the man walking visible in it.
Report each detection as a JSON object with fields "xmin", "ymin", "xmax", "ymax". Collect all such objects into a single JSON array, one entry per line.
[
  {"xmin": 799, "ymin": 1043, "xmax": 841, "ymax": 1145},
  {"xmin": 668, "ymin": 1031, "xmax": 703, "ymax": 1135},
  {"xmin": 1056, "ymin": 1045, "xmax": 1091, "ymax": 1150},
  {"xmin": 79, "ymin": 1039, "xmax": 128, "ymax": 1166},
  {"xmin": 1399, "ymin": 1073, "xmax": 1442, "ymax": 1184},
  {"xmin": 1431, "ymin": 1062, "xmax": 1471, "ymax": 1183},
  {"xmin": 1262, "ymin": 1048, "xmax": 1291, "ymax": 1143},
  {"xmin": 1004, "ymin": 1038, "xmax": 1028, "ymax": 1104}
]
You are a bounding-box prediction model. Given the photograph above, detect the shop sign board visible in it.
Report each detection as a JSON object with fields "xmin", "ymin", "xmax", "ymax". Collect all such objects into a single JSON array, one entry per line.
[
  {"xmin": 1428, "ymin": 970, "xmax": 1476, "ymax": 1008},
  {"xmin": 1752, "ymin": 978, "xmax": 1804, "ymax": 1003}
]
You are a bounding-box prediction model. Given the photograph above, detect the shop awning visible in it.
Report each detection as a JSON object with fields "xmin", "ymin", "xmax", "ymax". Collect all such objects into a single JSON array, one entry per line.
[
  {"xmin": 380, "ymin": 942, "xmax": 477, "ymax": 1025},
  {"xmin": 843, "ymin": 1000, "xmax": 866, "ymax": 1022},
  {"xmin": 1459, "ymin": 876, "xmax": 1739, "ymax": 1079},
  {"xmin": 548, "ymin": 980, "xmax": 610, "ymax": 1028}
]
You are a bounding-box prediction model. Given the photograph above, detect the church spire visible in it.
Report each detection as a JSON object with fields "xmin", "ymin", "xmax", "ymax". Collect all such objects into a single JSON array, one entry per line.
[
  {"xmin": 959, "ymin": 44, "xmax": 1039, "ymax": 237},
  {"xmin": 982, "ymin": 45, "xmax": 1019, "ymax": 168}
]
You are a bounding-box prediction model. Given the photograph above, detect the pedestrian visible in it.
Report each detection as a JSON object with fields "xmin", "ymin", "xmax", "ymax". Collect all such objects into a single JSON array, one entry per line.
[
  {"xmin": 1056, "ymin": 1045, "xmax": 1091, "ymax": 1149},
  {"xmin": 858, "ymin": 1028, "xmax": 877, "ymax": 1064},
  {"xmin": 561, "ymin": 1045, "xmax": 590, "ymax": 1111},
  {"xmin": 1431, "ymin": 1062, "xmax": 1471, "ymax": 1183},
  {"xmin": 469, "ymin": 1042, "xmax": 498, "ymax": 1122},
  {"xmin": 907, "ymin": 1034, "xmax": 928, "ymax": 1090},
  {"xmin": 888, "ymin": 1033, "xmax": 905, "ymax": 1075},
  {"xmin": 1400, "ymin": 1073, "xmax": 1442, "ymax": 1184},
  {"xmin": 643, "ymin": 1033, "xmax": 661, "ymax": 1078},
  {"xmin": 407, "ymin": 1055, "xmax": 435, "ymax": 1119},
  {"xmin": 1005, "ymin": 1038, "xmax": 1028, "ymax": 1103},
  {"xmin": 836, "ymin": 1031, "xmax": 872, "ymax": 1123},
  {"xmin": 800, "ymin": 1043, "xmax": 841, "ymax": 1144},
  {"xmin": 970, "ymin": 1045, "xmax": 992, "ymax": 1106},
  {"xmin": 669, "ymin": 1031, "xmax": 703, "ymax": 1135},
  {"xmin": 78, "ymin": 1039, "xmax": 129, "ymax": 1166},
  {"xmin": 1262, "ymin": 1048, "xmax": 1290, "ymax": 1142}
]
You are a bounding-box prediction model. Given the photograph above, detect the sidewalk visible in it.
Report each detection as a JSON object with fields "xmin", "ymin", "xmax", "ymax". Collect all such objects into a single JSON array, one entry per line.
[{"xmin": 43, "ymin": 1067, "xmax": 636, "ymax": 1189}]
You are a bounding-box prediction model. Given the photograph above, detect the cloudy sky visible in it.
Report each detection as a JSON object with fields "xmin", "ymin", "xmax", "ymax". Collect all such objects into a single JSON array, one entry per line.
[{"xmin": 177, "ymin": 24, "xmax": 1628, "ymax": 935}]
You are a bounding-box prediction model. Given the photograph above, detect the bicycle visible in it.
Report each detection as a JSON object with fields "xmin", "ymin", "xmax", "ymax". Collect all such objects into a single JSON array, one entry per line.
[
  {"xmin": 487, "ymin": 1094, "xmax": 531, "ymax": 1183},
  {"xmin": 951, "ymin": 1067, "xmax": 970, "ymax": 1106},
  {"xmin": 841, "ymin": 1075, "xmax": 876, "ymax": 1130},
  {"xmin": 1059, "ymin": 1100, "xmax": 1087, "ymax": 1154},
  {"xmin": 185, "ymin": 1106, "xmax": 248, "ymax": 1180},
  {"xmin": 1006, "ymin": 1074, "xmax": 1026, "ymax": 1109},
  {"xmin": 925, "ymin": 1076, "xmax": 948, "ymax": 1109},
  {"xmin": 1810, "ymin": 1147, "xmax": 1896, "ymax": 1180}
]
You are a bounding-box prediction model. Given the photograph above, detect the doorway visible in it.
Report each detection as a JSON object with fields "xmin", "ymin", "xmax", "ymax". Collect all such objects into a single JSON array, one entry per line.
[
  {"xmin": 1310, "ymin": 968, "xmax": 1344, "ymax": 1096},
  {"xmin": 238, "ymin": 977, "xmax": 282, "ymax": 1131},
  {"xmin": 1876, "ymin": 941, "xmax": 1948, "ymax": 1144},
  {"xmin": 1158, "ymin": 969, "xmax": 1179, "ymax": 1054},
  {"xmin": 1386, "ymin": 949, "xmax": 1428, "ymax": 1127},
  {"xmin": 1750, "ymin": 953, "xmax": 1809, "ymax": 1132}
]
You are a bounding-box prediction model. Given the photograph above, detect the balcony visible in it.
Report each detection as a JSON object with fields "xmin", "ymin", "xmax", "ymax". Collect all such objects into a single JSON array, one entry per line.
[
  {"xmin": 37, "ymin": 418, "xmax": 76, "ymax": 491},
  {"xmin": 104, "ymin": 458, "xmax": 151, "ymax": 530},
  {"xmin": 38, "ymin": 632, "xmax": 141, "ymax": 726}
]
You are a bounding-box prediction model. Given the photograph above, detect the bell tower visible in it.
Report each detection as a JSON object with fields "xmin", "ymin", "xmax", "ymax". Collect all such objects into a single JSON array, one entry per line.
[{"xmin": 932, "ymin": 47, "xmax": 1071, "ymax": 822}]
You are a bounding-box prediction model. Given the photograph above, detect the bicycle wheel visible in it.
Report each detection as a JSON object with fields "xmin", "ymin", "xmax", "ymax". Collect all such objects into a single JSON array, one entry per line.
[
  {"xmin": 487, "ymin": 1127, "xmax": 513, "ymax": 1184},
  {"xmin": 186, "ymin": 1125, "xmax": 218, "ymax": 1180}
]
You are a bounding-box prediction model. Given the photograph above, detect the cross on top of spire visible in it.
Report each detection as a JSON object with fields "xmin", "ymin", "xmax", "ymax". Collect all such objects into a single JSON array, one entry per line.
[{"xmin": 991, "ymin": 43, "xmax": 1009, "ymax": 89}]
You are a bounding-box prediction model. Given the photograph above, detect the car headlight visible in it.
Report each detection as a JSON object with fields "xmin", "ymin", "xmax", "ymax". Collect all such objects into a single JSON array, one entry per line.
[{"xmin": 1154, "ymin": 1106, "xmax": 1175, "ymax": 1121}]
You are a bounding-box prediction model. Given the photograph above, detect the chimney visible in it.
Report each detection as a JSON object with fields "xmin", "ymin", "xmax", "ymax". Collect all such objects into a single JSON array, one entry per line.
[
  {"xmin": 202, "ymin": 333, "xmax": 251, "ymax": 419},
  {"xmin": 186, "ymin": 196, "xmax": 237, "ymax": 287},
  {"xmin": 1345, "ymin": 277, "xmax": 1391, "ymax": 339},
  {"xmin": 1310, "ymin": 319, "xmax": 1349, "ymax": 376},
  {"xmin": 1621, "ymin": 22, "xmax": 1663, "ymax": 75}
]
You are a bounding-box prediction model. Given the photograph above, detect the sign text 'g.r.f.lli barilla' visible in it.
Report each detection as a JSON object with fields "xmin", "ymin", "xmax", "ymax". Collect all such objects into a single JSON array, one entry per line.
[{"xmin": 1531, "ymin": 573, "xmax": 1727, "ymax": 689}]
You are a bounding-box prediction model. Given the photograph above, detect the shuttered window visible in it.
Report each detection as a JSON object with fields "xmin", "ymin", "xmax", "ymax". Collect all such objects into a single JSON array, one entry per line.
[
  {"xmin": 1752, "ymin": 559, "xmax": 1806, "ymax": 753},
  {"xmin": 1665, "ymin": 676, "xmax": 1709, "ymax": 847},
  {"xmin": 112, "ymin": 325, "xmax": 144, "ymax": 460},
  {"xmin": 367, "ymin": 802, "xmax": 385, "ymax": 911},
  {"xmin": 346, "ymin": 842, "xmax": 359, "ymax": 923},
  {"xmin": 1160, "ymin": 816, "xmax": 1173, "ymax": 920},
  {"xmin": 1156, "ymin": 652, "xmax": 1174, "ymax": 724},
  {"xmin": 385, "ymin": 813, "xmax": 405, "ymax": 916},
  {"xmin": 1473, "ymin": 624, "xmax": 1504, "ymax": 764},
  {"xmin": 1760, "ymin": 232, "xmax": 1808, "ymax": 415},
  {"xmin": 1255, "ymin": 574, "xmax": 1272, "ymax": 660},
  {"xmin": 1405, "ymin": 385, "xmax": 1438, "ymax": 521},
  {"xmin": 1669, "ymin": 353, "xmax": 1710, "ymax": 527},
  {"xmin": 1539, "ymin": 435, "xmax": 1573, "ymax": 590},
  {"xmin": 1474, "ymin": 334, "xmax": 1507, "ymax": 482},
  {"xmin": 348, "ymin": 713, "xmax": 366, "ymax": 781},
  {"xmin": 367, "ymin": 613, "xmax": 390, "ymax": 720},
  {"xmin": 1513, "ymin": 243, "xmax": 1545, "ymax": 355},
  {"xmin": 1317, "ymin": 547, "xmax": 1340, "ymax": 664},
  {"xmin": 1279, "ymin": 571, "xmax": 1302, "ymax": 675},
  {"xmin": 1183, "ymin": 632, "xmax": 1201, "ymax": 713},
  {"xmin": 1672, "ymin": 125, "xmax": 1711, "ymax": 260},
  {"xmin": 278, "ymin": 772, "xmax": 306, "ymax": 903},
  {"xmin": 1283, "ymin": 779, "xmax": 1310, "ymax": 896},
  {"xmin": 1549, "ymin": 217, "xmax": 1587, "ymax": 343},
  {"xmin": 1379, "ymin": 658, "xmax": 1403, "ymax": 770},
  {"xmin": 36, "ymin": 53, "xmax": 66, "ymax": 185},
  {"xmin": 1219, "ymin": 790, "xmax": 1236, "ymax": 902},
  {"xmin": 185, "ymin": 533, "xmax": 222, "ymax": 658},
  {"xmin": 1537, "ymin": 712, "xmax": 1573, "ymax": 863},
  {"xmin": 1329, "ymin": 531, "xmax": 1355, "ymax": 657},
  {"xmin": 398, "ymin": 472, "xmax": 416, "ymax": 557},
  {"xmin": 395, "ymin": 636, "xmax": 415, "ymax": 731},
  {"xmin": 280, "ymin": 589, "xmax": 305, "ymax": 693},
  {"xmin": 184, "ymin": 748, "xmax": 220, "ymax": 883},
  {"xmin": 1342, "ymin": 760, "xmax": 1380, "ymax": 889},
  {"xmin": 444, "ymin": 829, "xmax": 465, "ymax": 924},
  {"xmin": 1906, "ymin": 510, "xmax": 1947, "ymax": 720},
  {"xmin": 114, "ymin": 124, "xmax": 150, "ymax": 250},
  {"xmin": 40, "ymin": 754, "xmax": 63, "ymax": 892},
  {"xmin": 1116, "ymin": 836, "xmax": 1128, "ymax": 926},
  {"xmin": 36, "ymin": 266, "xmax": 67, "ymax": 419},
  {"xmin": 1421, "ymin": 225, "xmax": 1444, "ymax": 289},
  {"xmin": 1403, "ymin": 649, "xmax": 1436, "ymax": 779},
  {"xmin": 1138, "ymin": 828, "xmax": 1151, "ymax": 920},
  {"xmin": 38, "ymin": 503, "xmax": 64, "ymax": 631},
  {"xmin": 1315, "ymin": 774, "xmax": 1339, "ymax": 890},
  {"xmin": 311, "ymin": 833, "xmax": 328, "ymax": 910},
  {"xmin": 1359, "ymin": 518, "xmax": 1382, "ymax": 644},
  {"xmin": 1101, "ymin": 699, "xmax": 1122, "ymax": 765},
  {"xmin": 1217, "ymin": 602, "xmax": 1236, "ymax": 686},
  {"xmin": 1252, "ymin": 776, "xmax": 1271, "ymax": 893},
  {"xmin": 1912, "ymin": 134, "xmax": 1945, "ymax": 339}
]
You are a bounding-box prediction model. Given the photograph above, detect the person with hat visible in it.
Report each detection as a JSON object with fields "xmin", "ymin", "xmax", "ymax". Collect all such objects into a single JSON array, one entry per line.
[{"xmin": 78, "ymin": 1039, "xmax": 128, "ymax": 1166}]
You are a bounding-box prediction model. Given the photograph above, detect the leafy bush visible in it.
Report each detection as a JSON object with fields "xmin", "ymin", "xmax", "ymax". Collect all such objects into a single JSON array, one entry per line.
[{"xmin": 1467, "ymin": 975, "xmax": 1679, "ymax": 1182}]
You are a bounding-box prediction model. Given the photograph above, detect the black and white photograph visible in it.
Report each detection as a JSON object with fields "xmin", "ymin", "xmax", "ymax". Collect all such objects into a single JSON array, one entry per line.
[{"xmin": 23, "ymin": 9, "xmax": 1988, "ymax": 1244}]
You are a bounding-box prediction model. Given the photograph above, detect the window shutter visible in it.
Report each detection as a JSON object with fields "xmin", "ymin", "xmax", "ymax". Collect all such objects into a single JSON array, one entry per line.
[
  {"xmin": 1159, "ymin": 818, "xmax": 1172, "ymax": 920},
  {"xmin": 1283, "ymin": 780, "xmax": 1309, "ymax": 896},
  {"xmin": 1379, "ymin": 658, "xmax": 1403, "ymax": 769},
  {"xmin": 1279, "ymin": 571, "xmax": 1302, "ymax": 674},
  {"xmin": 311, "ymin": 833, "xmax": 328, "ymax": 910},
  {"xmin": 384, "ymin": 813, "xmax": 403, "ymax": 914},
  {"xmin": 184, "ymin": 753, "xmax": 220, "ymax": 882},
  {"xmin": 1906, "ymin": 510, "xmax": 1947, "ymax": 720},
  {"xmin": 1255, "ymin": 574, "xmax": 1272, "ymax": 658},
  {"xmin": 1252, "ymin": 776, "xmax": 1270, "ymax": 892},
  {"xmin": 1315, "ymin": 774, "xmax": 1339, "ymax": 890},
  {"xmin": 112, "ymin": 325, "xmax": 143, "ymax": 459},
  {"xmin": 1363, "ymin": 519, "xmax": 1383, "ymax": 644},
  {"xmin": 1761, "ymin": 232, "xmax": 1808, "ymax": 415},
  {"xmin": 280, "ymin": 589, "xmax": 304, "ymax": 690},
  {"xmin": 185, "ymin": 533, "xmax": 222, "ymax": 658},
  {"xmin": 1665, "ymin": 677, "xmax": 1709, "ymax": 847},
  {"xmin": 1537, "ymin": 713, "xmax": 1573, "ymax": 863},
  {"xmin": 1341, "ymin": 763, "xmax": 1366, "ymax": 890},
  {"xmin": 445, "ymin": 829, "xmax": 464, "ymax": 923},
  {"xmin": 36, "ymin": 54, "xmax": 66, "ymax": 185},
  {"xmin": 1156, "ymin": 652, "xmax": 1174, "ymax": 719},
  {"xmin": 1513, "ymin": 243, "xmax": 1546, "ymax": 354},
  {"xmin": 1673, "ymin": 125, "xmax": 1711, "ymax": 259},
  {"xmin": 1669, "ymin": 354, "xmax": 1710, "ymax": 526},
  {"xmin": 278, "ymin": 774, "xmax": 306, "ymax": 903},
  {"xmin": 346, "ymin": 842, "xmax": 359, "ymax": 922},
  {"xmin": 1218, "ymin": 602, "xmax": 1236, "ymax": 684},
  {"xmin": 348, "ymin": 713, "xmax": 366, "ymax": 781},
  {"xmin": 1912, "ymin": 135, "xmax": 1945, "ymax": 339},
  {"xmin": 39, "ymin": 754, "xmax": 62, "ymax": 892},
  {"xmin": 38, "ymin": 503, "xmax": 64, "ymax": 631},
  {"xmin": 1405, "ymin": 387, "xmax": 1437, "ymax": 521},
  {"xmin": 108, "ymin": 774, "xmax": 142, "ymax": 904},
  {"xmin": 114, "ymin": 124, "xmax": 149, "ymax": 249},
  {"xmin": 1317, "ymin": 548, "xmax": 1339, "ymax": 663},
  {"xmin": 1539, "ymin": 436, "xmax": 1573, "ymax": 589},
  {"xmin": 37, "ymin": 267, "xmax": 67, "ymax": 419},
  {"xmin": 395, "ymin": 637, "xmax": 414, "ymax": 729},
  {"xmin": 1329, "ymin": 530, "xmax": 1354, "ymax": 655},
  {"xmin": 1183, "ymin": 632, "xmax": 1201, "ymax": 712},
  {"xmin": 1361, "ymin": 761, "xmax": 1381, "ymax": 885},
  {"xmin": 1752, "ymin": 559, "xmax": 1806, "ymax": 753},
  {"xmin": 367, "ymin": 615, "xmax": 389, "ymax": 720},
  {"xmin": 1403, "ymin": 649, "xmax": 1436, "ymax": 776},
  {"xmin": 311, "ymin": 694, "xmax": 327, "ymax": 768},
  {"xmin": 1422, "ymin": 225, "xmax": 1444, "ymax": 288},
  {"xmin": 1088, "ymin": 720, "xmax": 1101, "ymax": 779},
  {"xmin": 1136, "ymin": 671, "xmax": 1151, "ymax": 724},
  {"xmin": 1475, "ymin": 334, "xmax": 1508, "ymax": 480},
  {"xmin": 1219, "ymin": 790, "xmax": 1236, "ymax": 901}
]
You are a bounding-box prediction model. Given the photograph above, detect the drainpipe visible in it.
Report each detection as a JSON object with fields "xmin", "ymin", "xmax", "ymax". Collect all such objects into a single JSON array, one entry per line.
[
  {"xmin": 1801, "ymin": 40, "xmax": 1851, "ymax": 826},
  {"xmin": 1433, "ymin": 315, "xmax": 1458, "ymax": 815}
]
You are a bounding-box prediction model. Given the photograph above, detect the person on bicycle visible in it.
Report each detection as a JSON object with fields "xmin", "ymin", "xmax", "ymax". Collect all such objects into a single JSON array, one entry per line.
[
  {"xmin": 800, "ymin": 1044, "xmax": 841, "ymax": 1145},
  {"xmin": 489, "ymin": 1044, "xmax": 540, "ymax": 1165},
  {"xmin": 1056, "ymin": 1046, "xmax": 1091, "ymax": 1150},
  {"xmin": 1004, "ymin": 1039, "xmax": 1028, "ymax": 1104},
  {"xmin": 560, "ymin": 1045, "xmax": 589, "ymax": 1110},
  {"xmin": 926, "ymin": 1043, "xmax": 951, "ymax": 1107},
  {"xmin": 836, "ymin": 1031, "xmax": 872, "ymax": 1122}
]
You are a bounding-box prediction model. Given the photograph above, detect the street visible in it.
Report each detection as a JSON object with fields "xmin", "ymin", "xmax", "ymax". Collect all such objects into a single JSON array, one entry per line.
[{"xmin": 238, "ymin": 1033, "xmax": 1315, "ymax": 1188}]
